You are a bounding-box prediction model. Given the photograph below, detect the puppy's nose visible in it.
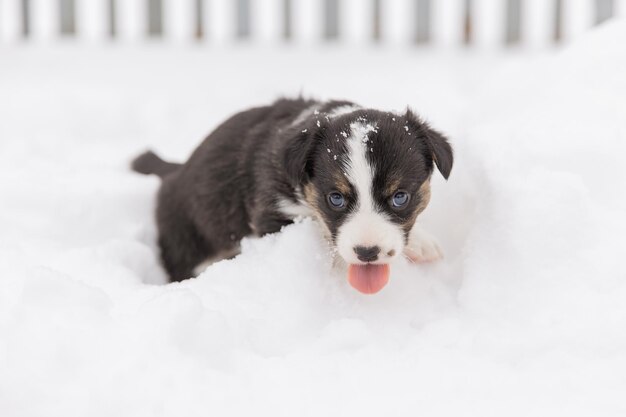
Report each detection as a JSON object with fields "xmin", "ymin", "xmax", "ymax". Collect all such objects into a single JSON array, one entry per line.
[{"xmin": 353, "ymin": 245, "xmax": 380, "ymax": 262}]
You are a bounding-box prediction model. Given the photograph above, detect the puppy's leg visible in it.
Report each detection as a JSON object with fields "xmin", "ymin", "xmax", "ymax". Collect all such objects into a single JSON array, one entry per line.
[
  {"xmin": 158, "ymin": 218, "xmax": 214, "ymax": 282},
  {"xmin": 156, "ymin": 181, "xmax": 215, "ymax": 282},
  {"xmin": 404, "ymin": 223, "xmax": 443, "ymax": 264}
]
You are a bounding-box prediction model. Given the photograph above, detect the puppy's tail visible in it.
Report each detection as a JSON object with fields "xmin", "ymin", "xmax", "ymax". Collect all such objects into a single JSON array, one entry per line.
[{"xmin": 131, "ymin": 150, "xmax": 182, "ymax": 178}]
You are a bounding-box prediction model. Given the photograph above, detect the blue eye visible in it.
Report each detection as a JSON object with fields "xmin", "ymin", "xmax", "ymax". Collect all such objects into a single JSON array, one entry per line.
[
  {"xmin": 328, "ymin": 192, "xmax": 345, "ymax": 208},
  {"xmin": 391, "ymin": 191, "xmax": 409, "ymax": 208}
]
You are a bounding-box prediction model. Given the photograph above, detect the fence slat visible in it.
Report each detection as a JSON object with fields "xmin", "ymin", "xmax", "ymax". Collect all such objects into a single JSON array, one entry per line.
[
  {"xmin": 0, "ymin": 0, "xmax": 23, "ymax": 41},
  {"xmin": 76, "ymin": 0, "xmax": 108, "ymax": 41},
  {"xmin": 31, "ymin": 0, "xmax": 60, "ymax": 40},
  {"xmin": 163, "ymin": 0, "xmax": 195, "ymax": 42},
  {"xmin": 381, "ymin": 0, "xmax": 414, "ymax": 44},
  {"xmin": 255, "ymin": 0, "xmax": 284, "ymax": 42},
  {"xmin": 522, "ymin": 0, "xmax": 554, "ymax": 48},
  {"xmin": 431, "ymin": 0, "xmax": 465, "ymax": 47},
  {"xmin": 117, "ymin": 0, "xmax": 147, "ymax": 41},
  {"xmin": 561, "ymin": 0, "xmax": 594, "ymax": 42},
  {"xmin": 473, "ymin": 0, "xmax": 506, "ymax": 48},
  {"xmin": 342, "ymin": 0, "xmax": 374, "ymax": 44},
  {"xmin": 206, "ymin": 0, "xmax": 236, "ymax": 43},
  {"xmin": 291, "ymin": 0, "xmax": 323, "ymax": 43}
]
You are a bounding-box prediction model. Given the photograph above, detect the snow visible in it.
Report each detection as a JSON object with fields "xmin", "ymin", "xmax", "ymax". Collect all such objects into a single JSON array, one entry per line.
[{"xmin": 2, "ymin": 19, "xmax": 626, "ymax": 416}]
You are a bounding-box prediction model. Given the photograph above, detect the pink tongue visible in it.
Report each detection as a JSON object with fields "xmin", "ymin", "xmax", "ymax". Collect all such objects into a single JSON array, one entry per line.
[{"xmin": 347, "ymin": 264, "xmax": 390, "ymax": 294}]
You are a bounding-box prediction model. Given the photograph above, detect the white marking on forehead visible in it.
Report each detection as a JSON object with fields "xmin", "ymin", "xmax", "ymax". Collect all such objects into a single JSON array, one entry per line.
[
  {"xmin": 326, "ymin": 104, "xmax": 362, "ymax": 119},
  {"xmin": 336, "ymin": 121, "xmax": 405, "ymax": 264},
  {"xmin": 343, "ymin": 122, "xmax": 378, "ymax": 213}
]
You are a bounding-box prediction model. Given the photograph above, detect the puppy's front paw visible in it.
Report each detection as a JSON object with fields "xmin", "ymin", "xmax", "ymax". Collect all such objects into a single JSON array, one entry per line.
[{"xmin": 404, "ymin": 229, "xmax": 443, "ymax": 264}]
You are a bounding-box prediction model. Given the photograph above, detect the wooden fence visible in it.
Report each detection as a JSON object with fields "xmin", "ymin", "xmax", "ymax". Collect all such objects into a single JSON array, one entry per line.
[{"xmin": 0, "ymin": 0, "xmax": 624, "ymax": 47}]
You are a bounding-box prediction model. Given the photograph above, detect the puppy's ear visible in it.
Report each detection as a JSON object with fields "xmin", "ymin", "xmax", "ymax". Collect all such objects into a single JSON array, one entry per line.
[
  {"xmin": 405, "ymin": 109, "xmax": 454, "ymax": 180},
  {"xmin": 423, "ymin": 126, "xmax": 453, "ymax": 180},
  {"xmin": 282, "ymin": 126, "xmax": 320, "ymax": 187}
]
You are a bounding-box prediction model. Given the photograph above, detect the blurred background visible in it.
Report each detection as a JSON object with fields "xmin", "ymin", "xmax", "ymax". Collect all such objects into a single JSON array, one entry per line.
[
  {"xmin": 0, "ymin": 0, "xmax": 623, "ymax": 46},
  {"xmin": 1, "ymin": 0, "xmax": 623, "ymax": 157}
]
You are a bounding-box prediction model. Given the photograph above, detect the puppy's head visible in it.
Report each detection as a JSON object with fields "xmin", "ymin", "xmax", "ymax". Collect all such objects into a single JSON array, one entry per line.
[{"xmin": 283, "ymin": 108, "xmax": 452, "ymax": 286}]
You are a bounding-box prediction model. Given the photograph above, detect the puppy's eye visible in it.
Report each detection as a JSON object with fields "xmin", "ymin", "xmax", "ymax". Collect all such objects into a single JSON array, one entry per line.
[
  {"xmin": 391, "ymin": 191, "xmax": 410, "ymax": 208},
  {"xmin": 328, "ymin": 192, "xmax": 346, "ymax": 209}
]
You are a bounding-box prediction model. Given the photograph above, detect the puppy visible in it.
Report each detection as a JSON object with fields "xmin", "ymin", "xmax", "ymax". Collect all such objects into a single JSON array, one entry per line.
[{"xmin": 132, "ymin": 98, "xmax": 453, "ymax": 293}]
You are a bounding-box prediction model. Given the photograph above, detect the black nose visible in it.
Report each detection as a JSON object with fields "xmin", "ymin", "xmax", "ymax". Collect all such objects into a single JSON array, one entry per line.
[{"xmin": 353, "ymin": 246, "xmax": 380, "ymax": 262}]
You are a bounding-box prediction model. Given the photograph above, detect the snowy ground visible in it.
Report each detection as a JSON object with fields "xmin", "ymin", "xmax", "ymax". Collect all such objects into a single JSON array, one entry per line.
[{"xmin": 1, "ymin": 20, "xmax": 626, "ymax": 417}]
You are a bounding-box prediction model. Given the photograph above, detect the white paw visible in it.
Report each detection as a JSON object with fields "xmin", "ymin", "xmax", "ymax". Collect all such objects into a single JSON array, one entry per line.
[{"xmin": 404, "ymin": 228, "xmax": 443, "ymax": 264}]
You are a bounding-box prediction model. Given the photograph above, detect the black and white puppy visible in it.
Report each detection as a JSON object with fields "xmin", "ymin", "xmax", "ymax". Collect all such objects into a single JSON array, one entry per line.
[{"xmin": 132, "ymin": 98, "xmax": 453, "ymax": 293}]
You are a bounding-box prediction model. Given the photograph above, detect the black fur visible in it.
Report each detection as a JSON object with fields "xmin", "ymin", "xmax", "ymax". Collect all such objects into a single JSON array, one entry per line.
[
  {"xmin": 132, "ymin": 151, "xmax": 182, "ymax": 177},
  {"xmin": 132, "ymin": 98, "xmax": 453, "ymax": 282},
  {"xmin": 405, "ymin": 110, "xmax": 454, "ymax": 180}
]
